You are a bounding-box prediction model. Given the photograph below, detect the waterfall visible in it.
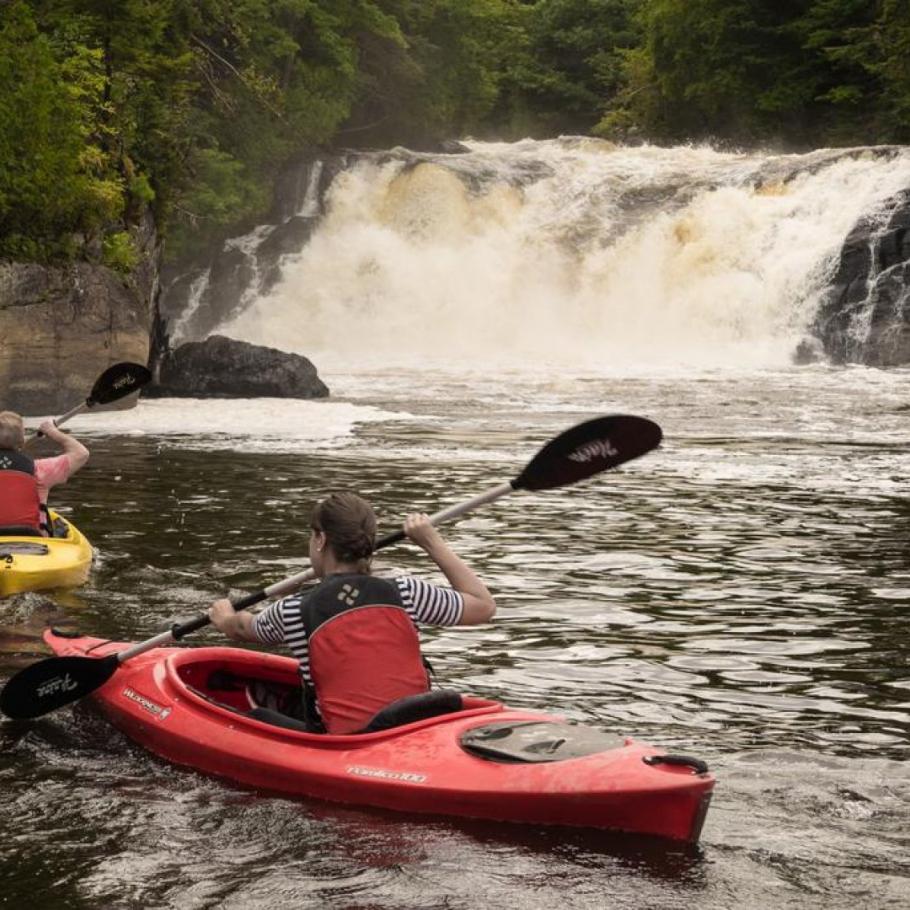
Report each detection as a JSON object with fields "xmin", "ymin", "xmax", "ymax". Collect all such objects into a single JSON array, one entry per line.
[{"xmin": 210, "ymin": 139, "xmax": 910, "ymax": 370}]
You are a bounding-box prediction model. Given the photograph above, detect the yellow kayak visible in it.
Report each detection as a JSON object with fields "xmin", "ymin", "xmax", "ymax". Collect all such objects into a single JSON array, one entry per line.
[{"xmin": 0, "ymin": 513, "xmax": 93, "ymax": 597}]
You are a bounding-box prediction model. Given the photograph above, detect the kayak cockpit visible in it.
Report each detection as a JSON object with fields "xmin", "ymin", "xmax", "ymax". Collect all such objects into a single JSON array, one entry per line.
[{"xmin": 166, "ymin": 648, "xmax": 505, "ymax": 743}]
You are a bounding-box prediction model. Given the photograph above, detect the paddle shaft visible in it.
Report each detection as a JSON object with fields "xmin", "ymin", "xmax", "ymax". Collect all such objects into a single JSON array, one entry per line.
[
  {"xmin": 26, "ymin": 404, "xmax": 88, "ymax": 445},
  {"xmin": 118, "ymin": 413, "xmax": 662, "ymax": 662},
  {"xmin": 0, "ymin": 414, "xmax": 662, "ymax": 720},
  {"xmin": 116, "ymin": 480, "xmax": 516, "ymax": 663},
  {"xmin": 374, "ymin": 480, "xmax": 514, "ymax": 549},
  {"xmin": 52, "ymin": 402, "xmax": 90, "ymax": 429}
]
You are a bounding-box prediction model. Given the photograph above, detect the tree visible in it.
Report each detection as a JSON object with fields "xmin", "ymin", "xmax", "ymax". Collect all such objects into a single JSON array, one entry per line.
[
  {"xmin": 600, "ymin": 0, "xmax": 893, "ymax": 147},
  {"xmin": 0, "ymin": 1, "xmax": 123, "ymax": 260}
]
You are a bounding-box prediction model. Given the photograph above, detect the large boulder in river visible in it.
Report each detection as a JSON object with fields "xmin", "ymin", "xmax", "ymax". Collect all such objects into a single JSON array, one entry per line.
[
  {"xmin": 152, "ymin": 335, "xmax": 329, "ymax": 399},
  {"xmin": 811, "ymin": 190, "xmax": 910, "ymax": 366}
]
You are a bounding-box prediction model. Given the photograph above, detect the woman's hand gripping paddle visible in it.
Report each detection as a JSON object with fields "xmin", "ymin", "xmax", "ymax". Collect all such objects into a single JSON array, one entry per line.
[{"xmin": 0, "ymin": 414, "xmax": 661, "ymax": 719}]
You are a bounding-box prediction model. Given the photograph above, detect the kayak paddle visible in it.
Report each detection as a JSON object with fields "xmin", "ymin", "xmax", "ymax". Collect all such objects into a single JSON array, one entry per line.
[
  {"xmin": 0, "ymin": 414, "xmax": 661, "ymax": 720},
  {"xmin": 29, "ymin": 361, "xmax": 152, "ymax": 441}
]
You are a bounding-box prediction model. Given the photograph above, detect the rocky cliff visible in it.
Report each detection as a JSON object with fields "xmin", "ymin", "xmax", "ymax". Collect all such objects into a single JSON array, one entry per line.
[
  {"xmin": 811, "ymin": 190, "xmax": 910, "ymax": 366},
  {"xmin": 0, "ymin": 214, "xmax": 159, "ymax": 415}
]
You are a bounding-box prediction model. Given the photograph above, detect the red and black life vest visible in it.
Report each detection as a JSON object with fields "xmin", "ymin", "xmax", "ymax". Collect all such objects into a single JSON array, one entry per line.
[
  {"xmin": 301, "ymin": 574, "xmax": 430, "ymax": 735},
  {"xmin": 0, "ymin": 449, "xmax": 42, "ymax": 534}
]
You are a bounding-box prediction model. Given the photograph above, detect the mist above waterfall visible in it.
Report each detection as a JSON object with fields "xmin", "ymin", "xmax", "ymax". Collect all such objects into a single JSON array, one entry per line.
[{"xmin": 221, "ymin": 139, "xmax": 910, "ymax": 371}]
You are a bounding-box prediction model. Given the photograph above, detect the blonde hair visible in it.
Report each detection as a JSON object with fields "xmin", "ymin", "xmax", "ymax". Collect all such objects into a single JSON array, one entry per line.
[
  {"xmin": 311, "ymin": 492, "xmax": 377, "ymax": 571},
  {"xmin": 0, "ymin": 411, "xmax": 25, "ymax": 449}
]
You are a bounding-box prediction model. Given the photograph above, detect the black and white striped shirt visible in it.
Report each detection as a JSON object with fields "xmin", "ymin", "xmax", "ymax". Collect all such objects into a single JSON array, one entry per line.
[{"xmin": 251, "ymin": 575, "xmax": 464, "ymax": 685}]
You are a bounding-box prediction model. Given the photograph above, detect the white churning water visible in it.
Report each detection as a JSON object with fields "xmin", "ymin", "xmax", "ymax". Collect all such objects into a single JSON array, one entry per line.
[{"xmin": 221, "ymin": 138, "xmax": 910, "ymax": 371}]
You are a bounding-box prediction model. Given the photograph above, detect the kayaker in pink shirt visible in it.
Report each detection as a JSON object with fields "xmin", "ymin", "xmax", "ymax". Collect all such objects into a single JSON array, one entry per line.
[{"xmin": 0, "ymin": 410, "xmax": 89, "ymax": 536}]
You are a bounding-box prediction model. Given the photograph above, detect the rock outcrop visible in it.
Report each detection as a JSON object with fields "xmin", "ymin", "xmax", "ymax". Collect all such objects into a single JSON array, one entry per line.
[
  {"xmin": 0, "ymin": 214, "xmax": 159, "ymax": 415},
  {"xmin": 158, "ymin": 155, "xmax": 344, "ymax": 346},
  {"xmin": 151, "ymin": 334, "xmax": 328, "ymax": 399},
  {"xmin": 811, "ymin": 190, "xmax": 910, "ymax": 366}
]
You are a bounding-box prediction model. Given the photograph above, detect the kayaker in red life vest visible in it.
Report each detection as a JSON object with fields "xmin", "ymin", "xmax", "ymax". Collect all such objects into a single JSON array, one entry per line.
[
  {"xmin": 208, "ymin": 491, "xmax": 496, "ymax": 734},
  {"xmin": 0, "ymin": 411, "xmax": 90, "ymax": 536}
]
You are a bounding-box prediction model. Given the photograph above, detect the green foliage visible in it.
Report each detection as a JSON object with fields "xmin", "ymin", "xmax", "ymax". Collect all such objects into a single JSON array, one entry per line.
[
  {"xmin": 505, "ymin": 0, "xmax": 640, "ymax": 133},
  {"xmin": 599, "ymin": 0, "xmax": 906, "ymax": 146},
  {"xmin": 101, "ymin": 230, "xmax": 139, "ymax": 272},
  {"xmin": 4, "ymin": 0, "xmax": 910, "ymax": 267},
  {"xmin": 0, "ymin": 1, "xmax": 124, "ymax": 261},
  {"xmin": 601, "ymin": 0, "xmax": 801, "ymax": 140},
  {"xmin": 129, "ymin": 172, "xmax": 156, "ymax": 206},
  {"xmin": 166, "ymin": 148, "xmax": 269, "ymax": 259},
  {"xmin": 873, "ymin": 0, "xmax": 910, "ymax": 139},
  {"xmin": 342, "ymin": 0, "xmax": 525, "ymax": 144}
]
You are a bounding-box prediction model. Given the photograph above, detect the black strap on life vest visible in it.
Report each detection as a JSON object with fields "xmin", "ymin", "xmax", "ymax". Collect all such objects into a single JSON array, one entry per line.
[
  {"xmin": 39, "ymin": 503, "xmax": 52, "ymax": 536},
  {"xmin": 0, "ymin": 449, "xmax": 36, "ymax": 475},
  {"xmin": 301, "ymin": 574, "xmax": 407, "ymax": 634}
]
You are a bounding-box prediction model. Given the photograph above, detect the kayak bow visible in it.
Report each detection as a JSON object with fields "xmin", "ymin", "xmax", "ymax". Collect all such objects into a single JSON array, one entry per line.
[{"xmin": 0, "ymin": 514, "xmax": 93, "ymax": 597}]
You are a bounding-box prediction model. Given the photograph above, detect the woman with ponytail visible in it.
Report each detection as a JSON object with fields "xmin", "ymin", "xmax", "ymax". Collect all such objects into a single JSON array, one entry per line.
[{"xmin": 208, "ymin": 492, "xmax": 496, "ymax": 734}]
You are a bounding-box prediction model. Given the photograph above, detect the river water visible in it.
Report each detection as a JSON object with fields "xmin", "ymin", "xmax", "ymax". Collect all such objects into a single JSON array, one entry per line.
[{"xmin": 1, "ymin": 363, "xmax": 908, "ymax": 909}]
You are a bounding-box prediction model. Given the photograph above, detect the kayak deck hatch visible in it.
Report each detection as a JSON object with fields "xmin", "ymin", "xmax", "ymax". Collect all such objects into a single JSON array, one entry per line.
[{"xmin": 461, "ymin": 721, "xmax": 627, "ymax": 763}]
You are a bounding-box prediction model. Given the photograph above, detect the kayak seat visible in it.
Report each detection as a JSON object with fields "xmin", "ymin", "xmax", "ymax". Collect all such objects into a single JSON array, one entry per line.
[
  {"xmin": 358, "ymin": 689, "xmax": 463, "ymax": 734},
  {"xmin": 246, "ymin": 690, "xmax": 463, "ymax": 735},
  {"xmin": 207, "ymin": 671, "xmax": 463, "ymax": 736},
  {"xmin": 247, "ymin": 706, "xmax": 312, "ymax": 733}
]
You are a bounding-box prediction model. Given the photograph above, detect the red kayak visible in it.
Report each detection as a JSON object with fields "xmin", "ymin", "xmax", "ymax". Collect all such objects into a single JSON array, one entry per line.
[{"xmin": 45, "ymin": 628, "xmax": 714, "ymax": 842}]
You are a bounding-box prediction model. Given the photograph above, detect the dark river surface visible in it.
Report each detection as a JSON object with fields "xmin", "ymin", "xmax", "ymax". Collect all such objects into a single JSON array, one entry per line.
[{"xmin": 1, "ymin": 366, "xmax": 908, "ymax": 909}]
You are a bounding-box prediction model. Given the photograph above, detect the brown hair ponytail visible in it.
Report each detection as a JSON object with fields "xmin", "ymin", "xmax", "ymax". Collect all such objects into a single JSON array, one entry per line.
[{"xmin": 311, "ymin": 492, "xmax": 377, "ymax": 571}]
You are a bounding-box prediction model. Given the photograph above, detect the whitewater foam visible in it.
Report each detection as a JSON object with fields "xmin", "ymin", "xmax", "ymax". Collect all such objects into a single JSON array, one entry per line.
[{"xmin": 220, "ymin": 140, "xmax": 910, "ymax": 371}]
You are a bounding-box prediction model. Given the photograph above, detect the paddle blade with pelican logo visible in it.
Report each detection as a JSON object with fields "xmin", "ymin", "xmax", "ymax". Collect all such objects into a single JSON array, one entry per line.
[
  {"xmin": 0, "ymin": 653, "xmax": 119, "ymax": 719},
  {"xmin": 512, "ymin": 415, "xmax": 663, "ymax": 492},
  {"xmin": 87, "ymin": 362, "xmax": 152, "ymax": 407}
]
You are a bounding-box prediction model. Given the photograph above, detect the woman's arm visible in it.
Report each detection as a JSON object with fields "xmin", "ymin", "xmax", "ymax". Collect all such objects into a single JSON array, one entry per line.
[
  {"xmin": 209, "ymin": 598, "xmax": 259, "ymax": 642},
  {"xmin": 403, "ymin": 513, "xmax": 496, "ymax": 624}
]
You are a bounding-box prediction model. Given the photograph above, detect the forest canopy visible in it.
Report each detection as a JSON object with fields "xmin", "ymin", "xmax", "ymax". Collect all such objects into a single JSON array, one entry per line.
[{"xmin": 2, "ymin": 0, "xmax": 909, "ymax": 264}]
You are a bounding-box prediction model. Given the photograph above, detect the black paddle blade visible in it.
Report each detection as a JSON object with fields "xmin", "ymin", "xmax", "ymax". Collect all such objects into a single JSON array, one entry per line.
[
  {"xmin": 88, "ymin": 362, "xmax": 151, "ymax": 406},
  {"xmin": 0, "ymin": 654, "xmax": 118, "ymax": 719},
  {"xmin": 513, "ymin": 415, "xmax": 662, "ymax": 492}
]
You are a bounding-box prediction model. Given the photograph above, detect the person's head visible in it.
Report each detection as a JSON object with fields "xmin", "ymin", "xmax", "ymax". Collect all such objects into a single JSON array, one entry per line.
[
  {"xmin": 0, "ymin": 411, "xmax": 25, "ymax": 450},
  {"xmin": 309, "ymin": 492, "xmax": 377, "ymax": 576}
]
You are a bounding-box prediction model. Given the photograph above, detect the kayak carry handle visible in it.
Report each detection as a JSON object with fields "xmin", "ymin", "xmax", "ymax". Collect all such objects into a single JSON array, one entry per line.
[{"xmin": 643, "ymin": 754, "xmax": 710, "ymax": 775}]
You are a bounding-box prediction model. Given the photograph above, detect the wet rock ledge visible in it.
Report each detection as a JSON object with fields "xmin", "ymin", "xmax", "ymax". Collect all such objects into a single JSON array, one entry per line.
[{"xmin": 810, "ymin": 188, "xmax": 910, "ymax": 366}]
